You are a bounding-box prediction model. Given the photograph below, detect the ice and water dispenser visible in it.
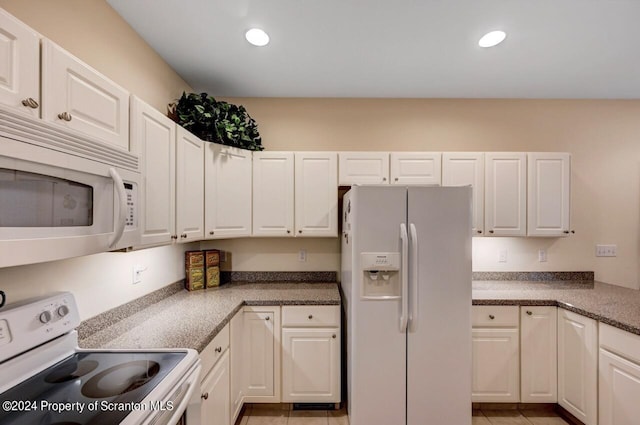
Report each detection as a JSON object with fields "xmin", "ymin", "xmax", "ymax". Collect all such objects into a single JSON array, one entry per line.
[{"xmin": 360, "ymin": 252, "xmax": 401, "ymax": 299}]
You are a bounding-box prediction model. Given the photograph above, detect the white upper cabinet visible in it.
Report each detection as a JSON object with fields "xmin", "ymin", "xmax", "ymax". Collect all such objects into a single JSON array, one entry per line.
[
  {"xmin": 0, "ymin": 9, "xmax": 40, "ymax": 117},
  {"xmin": 130, "ymin": 97, "xmax": 176, "ymax": 246},
  {"xmin": 205, "ymin": 144, "xmax": 252, "ymax": 238},
  {"xmin": 295, "ymin": 152, "xmax": 338, "ymax": 237},
  {"xmin": 252, "ymin": 151, "xmax": 294, "ymax": 237},
  {"xmin": 41, "ymin": 40, "xmax": 130, "ymax": 150},
  {"xmin": 485, "ymin": 153, "xmax": 527, "ymax": 236},
  {"xmin": 389, "ymin": 152, "xmax": 441, "ymax": 185},
  {"xmin": 338, "ymin": 152, "xmax": 389, "ymax": 185},
  {"xmin": 527, "ymin": 153, "xmax": 571, "ymax": 237},
  {"xmin": 175, "ymin": 127, "xmax": 204, "ymax": 242},
  {"xmin": 442, "ymin": 152, "xmax": 485, "ymax": 236}
]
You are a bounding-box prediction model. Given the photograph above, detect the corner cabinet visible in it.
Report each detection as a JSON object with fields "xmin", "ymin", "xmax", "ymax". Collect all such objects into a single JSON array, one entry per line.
[
  {"xmin": 520, "ymin": 306, "xmax": 557, "ymax": 403},
  {"xmin": 175, "ymin": 127, "xmax": 204, "ymax": 242},
  {"xmin": 130, "ymin": 96, "xmax": 176, "ymax": 247},
  {"xmin": 281, "ymin": 306, "xmax": 341, "ymax": 403},
  {"xmin": 252, "ymin": 152, "xmax": 295, "ymax": 237},
  {"xmin": 0, "ymin": 9, "xmax": 40, "ymax": 118},
  {"xmin": 527, "ymin": 153, "xmax": 571, "ymax": 237},
  {"xmin": 389, "ymin": 152, "xmax": 441, "ymax": 185},
  {"xmin": 294, "ymin": 152, "xmax": 338, "ymax": 237},
  {"xmin": 205, "ymin": 144, "xmax": 252, "ymax": 238},
  {"xmin": 41, "ymin": 40, "xmax": 130, "ymax": 150},
  {"xmin": 442, "ymin": 152, "xmax": 485, "ymax": 236},
  {"xmin": 485, "ymin": 153, "xmax": 527, "ymax": 236},
  {"xmin": 558, "ymin": 309, "xmax": 598, "ymax": 425}
]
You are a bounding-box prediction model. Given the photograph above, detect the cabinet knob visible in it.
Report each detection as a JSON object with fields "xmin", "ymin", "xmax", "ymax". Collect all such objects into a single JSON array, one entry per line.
[
  {"xmin": 298, "ymin": 230, "xmax": 302, "ymax": 234},
  {"xmin": 21, "ymin": 98, "xmax": 39, "ymax": 109},
  {"xmin": 57, "ymin": 112, "xmax": 72, "ymax": 121},
  {"xmin": 332, "ymin": 334, "xmax": 336, "ymax": 339},
  {"xmin": 382, "ymin": 177, "xmax": 387, "ymax": 182},
  {"xmin": 201, "ymin": 392, "xmax": 209, "ymax": 400},
  {"xmin": 489, "ymin": 314, "xmax": 495, "ymax": 320},
  {"xmin": 265, "ymin": 316, "xmax": 270, "ymax": 321},
  {"xmin": 571, "ymin": 230, "xmax": 575, "ymax": 234},
  {"xmin": 171, "ymin": 235, "xmax": 178, "ymax": 240},
  {"xmin": 477, "ymin": 230, "xmax": 482, "ymax": 234},
  {"xmin": 287, "ymin": 230, "xmax": 291, "ymax": 234},
  {"xmin": 526, "ymin": 310, "xmax": 532, "ymax": 316},
  {"xmin": 181, "ymin": 233, "xmax": 187, "ymax": 238},
  {"xmin": 563, "ymin": 230, "xmax": 570, "ymax": 234},
  {"xmin": 308, "ymin": 315, "xmax": 313, "ymax": 319},
  {"xmin": 489, "ymin": 230, "xmax": 494, "ymax": 234},
  {"xmin": 394, "ymin": 177, "xmax": 399, "ymax": 182},
  {"xmin": 215, "ymin": 346, "xmax": 222, "ymax": 353},
  {"xmin": 209, "ymin": 231, "xmax": 215, "ymax": 235}
]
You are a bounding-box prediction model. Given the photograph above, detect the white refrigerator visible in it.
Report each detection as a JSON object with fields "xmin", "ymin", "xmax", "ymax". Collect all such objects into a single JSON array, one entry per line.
[{"xmin": 341, "ymin": 185, "xmax": 472, "ymax": 425}]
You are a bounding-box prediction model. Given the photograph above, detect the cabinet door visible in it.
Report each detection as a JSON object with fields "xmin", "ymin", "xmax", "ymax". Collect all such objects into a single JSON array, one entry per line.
[
  {"xmin": 282, "ymin": 328, "xmax": 340, "ymax": 403},
  {"xmin": 243, "ymin": 307, "xmax": 281, "ymax": 402},
  {"xmin": 485, "ymin": 153, "xmax": 527, "ymax": 236},
  {"xmin": 472, "ymin": 328, "xmax": 520, "ymax": 402},
  {"xmin": 558, "ymin": 309, "xmax": 598, "ymax": 425},
  {"xmin": 390, "ymin": 152, "xmax": 441, "ymax": 185},
  {"xmin": 0, "ymin": 9, "xmax": 40, "ymax": 117},
  {"xmin": 338, "ymin": 152, "xmax": 389, "ymax": 185},
  {"xmin": 520, "ymin": 307, "xmax": 557, "ymax": 403},
  {"xmin": 294, "ymin": 152, "xmax": 338, "ymax": 237},
  {"xmin": 252, "ymin": 151, "xmax": 294, "ymax": 237},
  {"xmin": 442, "ymin": 152, "xmax": 484, "ymax": 236},
  {"xmin": 41, "ymin": 40, "xmax": 129, "ymax": 150},
  {"xmin": 130, "ymin": 97, "xmax": 175, "ymax": 246},
  {"xmin": 175, "ymin": 127, "xmax": 204, "ymax": 242},
  {"xmin": 200, "ymin": 349, "xmax": 230, "ymax": 425},
  {"xmin": 599, "ymin": 349, "xmax": 640, "ymax": 425},
  {"xmin": 205, "ymin": 144, "xmax": 252, "ymax": 238},
  {"xmin": 527, "ymin": 153, "xmax": 571, "ymax": 237},
  {"xmin": 230, "ymin": 310, "xmax": 245, "ymax": 424}
]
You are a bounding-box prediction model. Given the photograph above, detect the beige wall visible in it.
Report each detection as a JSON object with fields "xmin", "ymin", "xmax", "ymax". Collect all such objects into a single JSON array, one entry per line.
[
  {"xmin": 217, "ymin": 98, "xmax": 640, "ymax": 289},
  {"xmin": 0, "ymin": 1, "xmax": 194, "ymax": 318},
  {"xmin": 0, "ymin": 0, "xmax": 191, "ymax": 112}
]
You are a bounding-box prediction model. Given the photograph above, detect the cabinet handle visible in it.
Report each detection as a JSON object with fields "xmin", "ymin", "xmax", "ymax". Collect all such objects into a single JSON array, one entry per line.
[
  {"xmin": 477, "ymin": 230, "xmax": 482, "ymax": 234},
  {"xmin": 21, "ymin": 98, "xmax": 39, "ymax": 109},
  {"xmin": 489, "ymin": 314, "xmax": 495, "ymax": 320},
  {"xmin": 332, "ymin": 334, "xmax": 336, "ymax": 339},
  {"xmin": 201, "ymin": 393, "xmax": 209, "ymax": 400},
  {"xmin": 265, "ymin": 316, "xmax": 270, "ymax": 321},
  {"xmin": 171, "ymin": 235, "xmax": 178, "ymax": 240},
  {"xmin": 394, "ymin": 177, "xmax": 399, "ymax": 182},
  {"xmin": 215, "ymin": 346, "xmax": 222, "ymax": 353},
  {"xmin": 181, "ymin": 233, "xmax": 187, "ymax": 238},
  {"xmin": 526, "ymin": 310, "xmax": 532, "ymax": 316},
  {"xmin": 563, "ymin": 231, "xmax": 570, "ymax": 234},
  {"xmin": 308, "ymin": 315, "xmax": 313, "ymax": 319},
  {"xmin": 382, "ymin": 177, "xmax": 387, "ymax": 182},
  {"xmin": 209, "ymin": 231, "xmax": 214, "ymax": 235},
  {"xmin": 57, "ymin": 112, "xmax": 72, "ymax": 121},
  {"xmin": 489, "ymin": 230, "xmax": 494, "ymax": 234}
]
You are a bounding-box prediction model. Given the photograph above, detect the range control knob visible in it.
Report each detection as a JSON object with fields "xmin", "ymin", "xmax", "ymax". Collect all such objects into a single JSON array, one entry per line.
[
  {"xmin": 57, "ymin": 305, "xmax": 70, "ymax": 317},
  {"xmin": 39, "ymin": 311, "xmax": 52, "ymax": 324}
]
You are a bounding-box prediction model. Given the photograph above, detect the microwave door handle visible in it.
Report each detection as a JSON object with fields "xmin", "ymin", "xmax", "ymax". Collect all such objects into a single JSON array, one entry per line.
[{"xmin": 108, "ymin": 167, "xmax": 127, "ymax": 248}]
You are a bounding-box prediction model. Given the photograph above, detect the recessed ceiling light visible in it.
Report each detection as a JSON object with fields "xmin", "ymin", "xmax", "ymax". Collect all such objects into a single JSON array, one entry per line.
[
  {"xmin": 478, "ymin": 30, "xmax": 506, "ymax": 48},
  {"xmin": 245, "ymin": 28, "xmax": 270, "ymax": 47}
]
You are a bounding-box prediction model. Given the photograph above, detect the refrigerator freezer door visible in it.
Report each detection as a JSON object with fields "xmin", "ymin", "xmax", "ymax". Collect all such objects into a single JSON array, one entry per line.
[{"xmin": 406, "ymin": 186, "xmax": 472, "ymax": 425}]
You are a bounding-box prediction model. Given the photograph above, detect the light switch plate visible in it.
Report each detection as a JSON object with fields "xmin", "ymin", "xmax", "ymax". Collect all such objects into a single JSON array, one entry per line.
[
  {"xmin": 595, "ymin": 244, "xmax": 617, "ymax": 257},
  {"xmin": 538, "ymin": 249, "xmax": 547, "ymax": 262}
]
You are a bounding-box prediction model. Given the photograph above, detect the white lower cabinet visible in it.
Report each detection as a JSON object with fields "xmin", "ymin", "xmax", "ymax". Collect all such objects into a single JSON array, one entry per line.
[
  {"xmin": 281, "ymin": 306, "xmax": 341, "ymax": 403},
  {"xmin": 599, "ymin": 323, "xmax": 640, "ymax": 425},
  {"xmin": 471, "ymin": 306, "xmax": 520, "ymax": 402},
  {"xmin": 558, "ymin": 309, "xmax": 598, "ymax": 425},
  {"xmin": 230, "ymin": 310, "xmax": 245, "ymax": 424},
  {"xmin": 520, "ymin": 306, "xmax": 557, "ymax": 403}
]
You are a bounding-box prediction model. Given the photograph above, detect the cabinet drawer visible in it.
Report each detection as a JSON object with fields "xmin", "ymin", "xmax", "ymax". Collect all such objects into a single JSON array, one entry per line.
[
  {"xmin": 600, "ymin": 322, "xmax": 640, "ymax": 365},
  {"xmin": 282, "ymin": 305, "xmax": 340, "ymax": 327},
  {"xmin": 472, "ymin": 306, "xmax": 519, "ymax": 327},
  {"xmin": 200, "ymin": 323, "xmax": 230, "ymax": 379}
]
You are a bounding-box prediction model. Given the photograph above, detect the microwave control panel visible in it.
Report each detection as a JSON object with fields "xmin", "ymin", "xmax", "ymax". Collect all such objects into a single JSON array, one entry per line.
[{"xmin": 124, "ymin": 182, "xmax": 137, "ymax": 228}]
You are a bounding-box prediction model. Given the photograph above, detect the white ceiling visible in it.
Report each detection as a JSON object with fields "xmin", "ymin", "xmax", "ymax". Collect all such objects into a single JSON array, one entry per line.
[{"xmin": 107, "ymin": 0, "xmax": 640, "ymax": 99}]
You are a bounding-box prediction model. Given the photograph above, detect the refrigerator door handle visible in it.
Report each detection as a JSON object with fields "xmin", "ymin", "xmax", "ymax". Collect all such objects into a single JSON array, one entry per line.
[
  {"xmin": 409, "ymin": 223, "xmax": 419, "ymax": 332},
  {"xmin": 400, "ymin": 223, "xmax": 409, "ymax": 332}
]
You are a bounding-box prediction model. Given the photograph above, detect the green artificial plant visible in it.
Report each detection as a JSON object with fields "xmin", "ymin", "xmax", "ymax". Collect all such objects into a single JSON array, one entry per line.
[{"xmin": 169, "ymin": 92, "xmax": 263, "ymax": 151}]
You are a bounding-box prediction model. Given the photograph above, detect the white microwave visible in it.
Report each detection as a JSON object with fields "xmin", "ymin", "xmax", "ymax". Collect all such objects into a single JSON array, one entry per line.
[{"xmin": 0, "ymin": 107, "xmax": 140, "ymax": 268}]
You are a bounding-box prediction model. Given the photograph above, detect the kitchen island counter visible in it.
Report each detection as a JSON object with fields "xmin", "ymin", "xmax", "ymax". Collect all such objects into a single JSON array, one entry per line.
[
  {"xmin": 79, "ymin": 282, "xmax": 340, "ymax": 353},
  {"xmin": 473, "ymin": 280, "xmax": 640, "ymax": 335}
]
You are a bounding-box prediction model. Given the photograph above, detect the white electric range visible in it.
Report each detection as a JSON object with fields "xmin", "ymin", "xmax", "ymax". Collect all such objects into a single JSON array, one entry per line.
[{"xmin": 0, "ymin": 292, "xmax": 201, "ymax": 425}]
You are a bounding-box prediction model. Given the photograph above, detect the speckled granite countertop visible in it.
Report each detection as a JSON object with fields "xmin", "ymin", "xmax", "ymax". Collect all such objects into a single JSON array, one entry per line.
[
  {"xmin": 79, "ymin": 282, "xmax": 340, "ymax": 353},
  {"xmin": 473, "ymin": 280, "xmax": 640, "ymax": 335}
]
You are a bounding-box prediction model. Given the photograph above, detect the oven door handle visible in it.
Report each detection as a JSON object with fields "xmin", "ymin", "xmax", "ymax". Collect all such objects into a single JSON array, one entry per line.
[
  {"xmin": 150, "ymin": 362, "xmax": 202, "ymax": 425},
  {"xmin": 108, "ymin": 167, "xmax": 127, "ymax": 248}
]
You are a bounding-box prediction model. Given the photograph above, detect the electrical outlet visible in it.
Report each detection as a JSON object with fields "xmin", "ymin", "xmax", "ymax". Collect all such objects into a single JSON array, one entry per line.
[
  {"xmin": 298, "ymin": 250, "xmax": 307, "ymax": 262},
  {"xmin": 132, "ymin": 264, "xmax": 146, "ymax": 284},
  {"xmin": 596, "ymin": 244, "xmax": 617, "ymax": 257},
  {"xmin": 538, "ymin": 249, "xmax": 547, "ymax": 262},
  {"xmin": 498, "ymin": 249, "xmax": 507, "ymax": 263}
]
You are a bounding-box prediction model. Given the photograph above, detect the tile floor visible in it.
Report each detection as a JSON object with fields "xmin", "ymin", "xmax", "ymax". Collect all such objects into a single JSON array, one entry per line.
[{"xmin": 236, "ymin": 407, "xmax": 570, "ymax": 425}]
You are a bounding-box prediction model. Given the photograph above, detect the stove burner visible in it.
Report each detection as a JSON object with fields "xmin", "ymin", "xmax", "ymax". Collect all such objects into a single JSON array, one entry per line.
[
  {"xmin": 44, "ymin": 360, "xmax": 99, "ymax": 384},
  {"xmin": 81, "ymin": 360, "xmax": 160, "ymax": 398}
]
